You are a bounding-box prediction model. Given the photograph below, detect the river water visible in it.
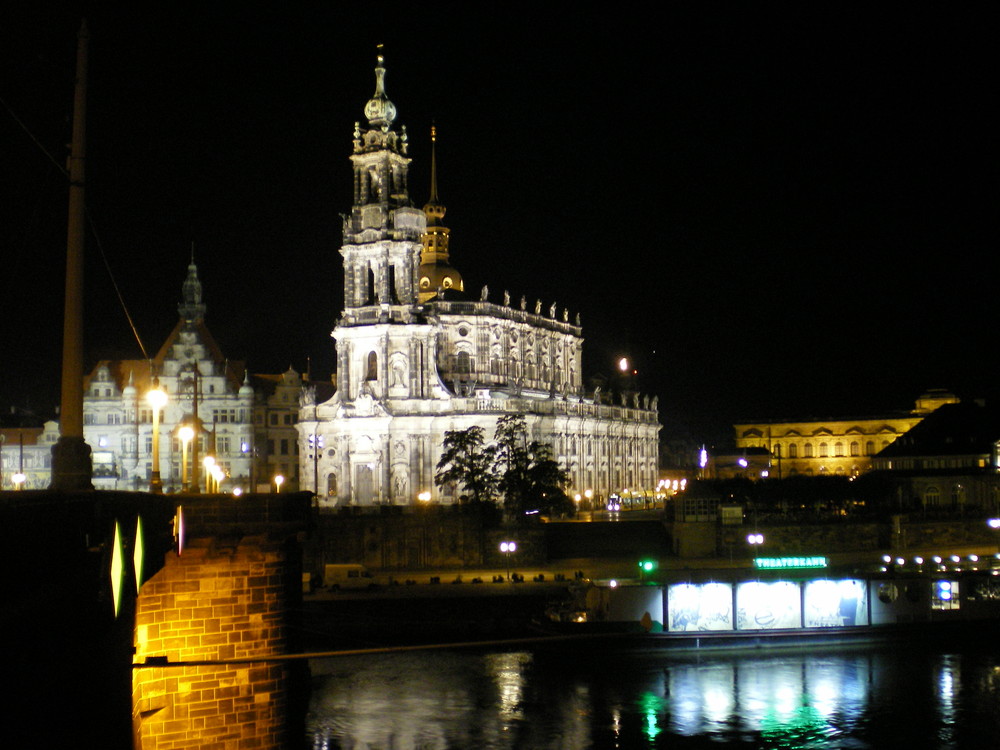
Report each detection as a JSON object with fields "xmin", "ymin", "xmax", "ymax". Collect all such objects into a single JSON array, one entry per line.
[{"xmin": 305, "ymin": 638, "xmax": 1000, "ymax": 749}]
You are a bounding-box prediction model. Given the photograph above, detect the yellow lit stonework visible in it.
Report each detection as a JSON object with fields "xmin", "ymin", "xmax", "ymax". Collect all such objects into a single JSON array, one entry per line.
[
  {"xmin": 132, "ymin": 537, "xmax": 292, "ymax": 748},
  {"xmin": 733, "ymin": 391, "xmax": 958, "ymax": 478}
]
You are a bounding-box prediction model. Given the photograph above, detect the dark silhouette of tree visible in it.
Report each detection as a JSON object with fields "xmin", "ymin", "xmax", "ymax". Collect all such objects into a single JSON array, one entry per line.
[
  {"xmin": 434, "ymin": 426, "xmax": 497, "ymax": 503},
  {"xmin": 435, "ymin": 416, "xmax": 573, "ymax": 518},
  {"xmin": 491, "ymin": 415, "xmax": 572, "ymax": 519}
]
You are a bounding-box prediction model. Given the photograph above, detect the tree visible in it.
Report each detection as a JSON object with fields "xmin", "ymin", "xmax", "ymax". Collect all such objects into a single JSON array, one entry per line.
[
  {"xmin": 434, "ymin": 426, "xmax": 497, "ymax": 503},
  {"xmin": 490, "ymin": 415, "xmax": 573, "ymax": 519},
  {"xmin": 434, "ymin": 416, "xmax": 574, "ymax": 518}
]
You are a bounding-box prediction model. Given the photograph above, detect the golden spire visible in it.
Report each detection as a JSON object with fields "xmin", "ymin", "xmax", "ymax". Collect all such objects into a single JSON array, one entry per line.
[
  {"xmin": 429, "ymin": 124, "xmax": 439, "ymax": 204},
  {"xmin": 423, "ymin": 123, "xmax": 445, "ymax": 225},
  {"xmin": 419, "ymin": 125, "xmax": 462, "ymax": 301}
]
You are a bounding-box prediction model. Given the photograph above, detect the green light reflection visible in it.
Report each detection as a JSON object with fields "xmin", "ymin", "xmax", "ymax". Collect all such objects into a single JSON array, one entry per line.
[{"xmin": 639, "ymin": 691, "xmax": 666, "ymax": 742}]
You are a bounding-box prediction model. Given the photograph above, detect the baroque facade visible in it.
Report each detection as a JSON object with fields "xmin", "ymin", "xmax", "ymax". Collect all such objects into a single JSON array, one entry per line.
[
  {"xmin": 732, "ymin": 390, "xmax": 959, "ymax": 478},
  {"xmin": 297, "ymin": 56, "xmax": 660, "ymax": 507}
]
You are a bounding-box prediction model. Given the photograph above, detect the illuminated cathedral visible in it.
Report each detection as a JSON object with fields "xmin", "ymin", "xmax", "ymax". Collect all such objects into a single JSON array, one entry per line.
[{"xmin": 297, "ymin": 56, "xmax": 660, "ymax": 506}]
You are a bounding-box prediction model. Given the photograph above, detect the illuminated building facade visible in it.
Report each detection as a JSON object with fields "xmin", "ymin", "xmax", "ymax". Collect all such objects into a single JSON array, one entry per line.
[
  {"xmin": 80, "ymin": 262, "xmax": 255, "ymax": 491},
  {"xmin": 0, "ymin": 420, "xmax": 59, "ymax": 490},
  {"xmin": 297, "ymin": 56, "xmax": 660, "ymax": 506},
  {"xmin": 250, "ymin": 367, "xmax": 335, "ymax": 493},
  {"xmin": 732, "ymin": 390, "xmax": 959, "ymax": 478}
]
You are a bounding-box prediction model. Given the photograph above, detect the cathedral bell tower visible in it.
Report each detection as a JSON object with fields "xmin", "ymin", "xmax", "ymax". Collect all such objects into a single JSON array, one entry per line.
[
  {"xmin": 418, "ymin": 125, "xmax": 463, "ymax": 302},
  {"xmin": 341, "ymin": 53, "xmax": 426, "ymax": 309}
]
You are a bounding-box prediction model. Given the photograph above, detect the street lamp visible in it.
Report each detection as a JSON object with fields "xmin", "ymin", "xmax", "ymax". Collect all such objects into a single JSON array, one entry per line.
[
  {"xmin": 274, "ymin": 474, "xmax": 285, "ymax": 494},
  {"xmin": 178, "ymin": 425, "xmax": 194, "ymax": 492},
  {"xmin": 203, "ymin": 456, "xmax": 216, "ymax": 493},
  {"xmin": 212, "ymin": 464, "xmax": 225, "ymax": 493},
  {"xmin": 417, "ymin": 491, "xmax": 431, "ymax": 502},
  {"xmin": 499, "ymin": 540, "xmax": 517, "ymax": 581},
  {"xmin": 147, "ymin": 384, "xmax": 168, "ymax": 493},
  {"xmin": 747, "ymin": 533, "xmax": 765, "ymax": 547},
  {"xmin": 12, "ymin": 472, "xmax": 26, "ymax": 490}
]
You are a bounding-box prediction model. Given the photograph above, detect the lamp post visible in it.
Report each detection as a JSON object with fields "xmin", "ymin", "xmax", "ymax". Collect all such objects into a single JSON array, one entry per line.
[
  {"xmin": 212, "ymin": 464, "xmax": 225, "ymax": 493},
  {"xmin": 499, "ymin": 540, "xmax": 516, "ymax": 581},
  {"xmin": 203, "ymin": 456, "xmax": 215, "ymax": 493},
  {"xmin": 147, "ymin": 384, "xmax": 168, "ymax": 493},
  {"xmin": 274, "ymin": 474, "xmax": 285, "ymax": 494},
  {"xmin": 178, "ymin": 425, "xmax": 194, "ymax": 492}
]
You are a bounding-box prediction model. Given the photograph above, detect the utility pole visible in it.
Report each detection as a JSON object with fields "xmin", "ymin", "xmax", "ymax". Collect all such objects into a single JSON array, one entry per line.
[{"xmin": 52, "ymin": 20, "xmax": 93, "ymax": 490}]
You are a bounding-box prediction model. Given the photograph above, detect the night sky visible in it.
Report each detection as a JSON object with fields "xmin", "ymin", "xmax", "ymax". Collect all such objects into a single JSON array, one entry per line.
[{"xmin": 1, "ymin": 4, "xmax": 994, "ymax": 443}]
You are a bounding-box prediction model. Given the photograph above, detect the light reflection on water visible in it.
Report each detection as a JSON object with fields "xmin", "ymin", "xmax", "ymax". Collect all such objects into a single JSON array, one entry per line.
[{"xmin": 307, "ymin": 643, "xmax": 1000, "ymax": 749}]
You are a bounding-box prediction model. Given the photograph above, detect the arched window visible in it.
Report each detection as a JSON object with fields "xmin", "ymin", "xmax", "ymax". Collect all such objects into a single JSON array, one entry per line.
[
  {"xmin": 850, "ymin": 441, "xmax": 860, "ymax": 457},
  {"xmin": 456, "ymin": 351, "xmax": 471, "ymax": 374},
  {"xmin": 365, "ymin": 351, "xmax": 378, "ymax": 381},
  {"xmin": 804, "ymin": 443, "xmax": 814, "ymax": 458},
  {"xmin": 788, "ymin": 444, "xmax": 798, "ymax": 458},
  {"xmin": 819, "ymin": 442, "xmax": 829, "ymax": 457},
  {"xmin": 865, "ymin": 441, "xmax": 875, "ymax": 455},
  {"xmin": 327, "ymin": 473, "xmax": 338, "ymax": 497},
  {"xmin": 834, "ymin": 442, "xmax": 844, "ymax": 457}
]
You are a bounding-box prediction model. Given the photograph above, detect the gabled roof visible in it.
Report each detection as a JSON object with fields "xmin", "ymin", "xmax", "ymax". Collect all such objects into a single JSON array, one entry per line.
[{"xmin": 876, "ymin": 402, "xmax": 1000, "ymax": 458}]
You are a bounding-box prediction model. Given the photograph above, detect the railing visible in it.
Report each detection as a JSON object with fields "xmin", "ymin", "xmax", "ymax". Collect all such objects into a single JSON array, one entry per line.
[
  {"xmin": 386, "ymin": 394, "xmax": 659, "ymax": 423},
  {"xmin": 340, "ymin": 299, "xmax": 584, "ymax": 334}
]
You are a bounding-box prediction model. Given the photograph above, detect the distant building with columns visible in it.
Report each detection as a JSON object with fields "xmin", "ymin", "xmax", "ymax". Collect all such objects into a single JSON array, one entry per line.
[
  {"xmin": 732, "ymin": 390, "xmax": 959, "ymax": 478},
  {"xmin": 296, "ymin": 56, "xmax": 661, "ymax": 506}
]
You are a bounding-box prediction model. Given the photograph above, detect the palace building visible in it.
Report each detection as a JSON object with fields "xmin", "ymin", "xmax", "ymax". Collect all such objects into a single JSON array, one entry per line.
[
  {"xmin": 732, "ymin": 390, "xmax": 960, "ymax": 478},
  {"xmin": 80, "ymin": 262, "xmax": 256, "ymax": 492},
  {"xmin": 296, "ymin": 56, "xmax": 660, "ymax": 506}
]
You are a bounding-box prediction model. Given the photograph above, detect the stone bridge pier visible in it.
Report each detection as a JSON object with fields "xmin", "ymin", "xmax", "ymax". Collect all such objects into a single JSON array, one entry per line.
[
  {"xmin": 131, "ymin": 494, "xmax": 311, "ymax": 750},
  {"xmin": 132, "ymin": 533, "xmax": 304, "ymax": 749},
  {"xmin": 2, "ymin": 490, "xmax": 312, "ymax": 750}
]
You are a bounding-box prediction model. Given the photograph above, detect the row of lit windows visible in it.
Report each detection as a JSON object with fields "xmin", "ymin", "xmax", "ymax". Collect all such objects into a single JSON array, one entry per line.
[
  {"xmin": 87, "ymin": 382, "xmax": 230, "ymax": 399},
  {"xmin": 85, "ymin": 408, "xmax": 249, "ymax": 425},
  {"xmin": 774, "ymin": 440, "xmax": 890, "ymax": 459},
  {"xmin": 1, "ymin": 453, "xmax": 51, "ymax": 469}
]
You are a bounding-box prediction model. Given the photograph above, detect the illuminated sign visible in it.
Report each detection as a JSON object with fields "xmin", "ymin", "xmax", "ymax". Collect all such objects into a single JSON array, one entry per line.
[{"xmin": 753, "ymin": 556, "xmax": 828, "ymax": 570}]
